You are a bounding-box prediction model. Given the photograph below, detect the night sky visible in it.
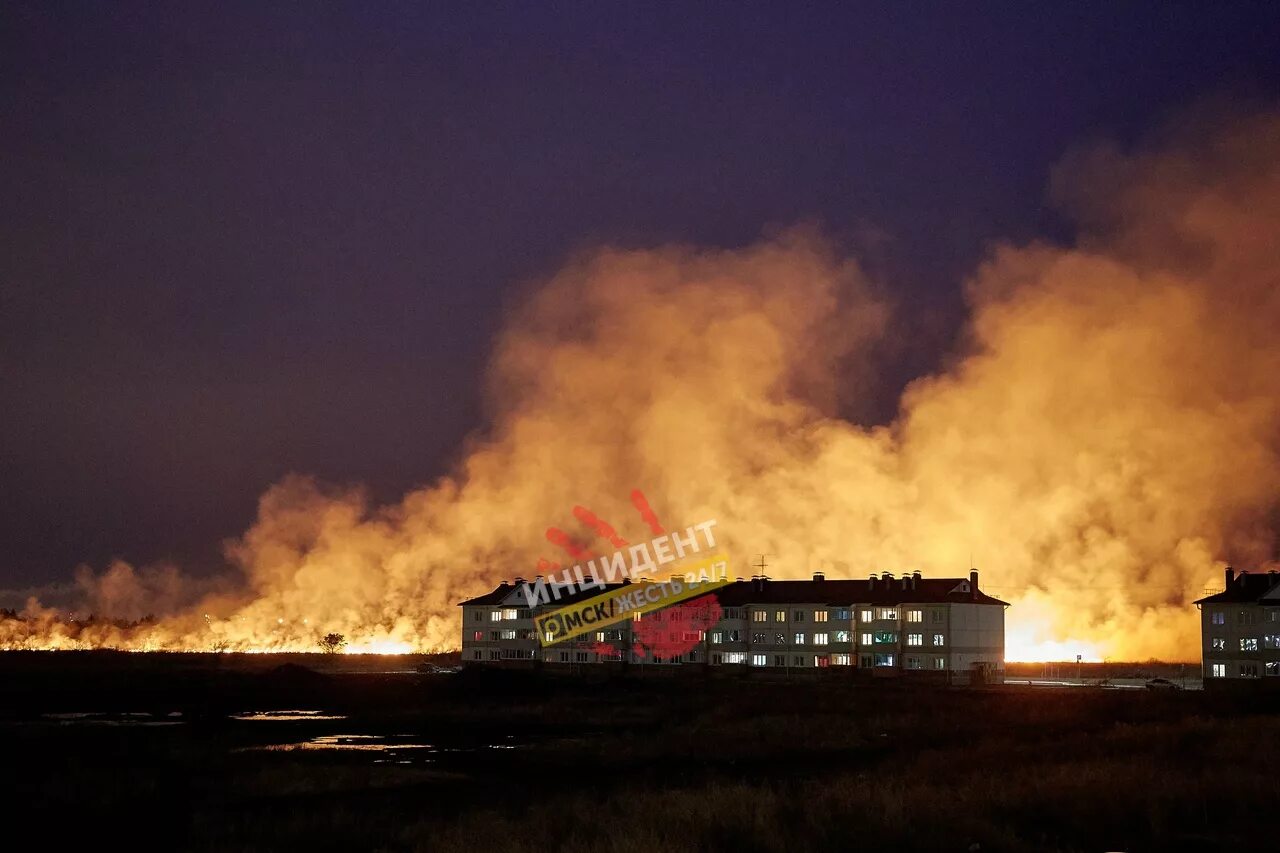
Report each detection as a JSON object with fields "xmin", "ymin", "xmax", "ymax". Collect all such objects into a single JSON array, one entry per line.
[{"xmin": 4, "ymin": 2, "xmax": 1280, "ymax": 590}]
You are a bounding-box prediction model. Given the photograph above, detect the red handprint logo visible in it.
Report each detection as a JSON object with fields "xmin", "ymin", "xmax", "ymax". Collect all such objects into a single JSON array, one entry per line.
[{"xmin": 631, "ymin": 594, "xmax": 723, "ymax": 660}]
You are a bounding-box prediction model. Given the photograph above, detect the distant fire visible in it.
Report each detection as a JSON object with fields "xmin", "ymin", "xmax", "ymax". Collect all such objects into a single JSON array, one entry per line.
[{"xmin": 6, "ymin": 109, "xmax": 1280, "ymax": 662}]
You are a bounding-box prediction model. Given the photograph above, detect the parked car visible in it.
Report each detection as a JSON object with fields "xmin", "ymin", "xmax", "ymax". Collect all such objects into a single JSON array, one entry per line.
[
  {"xmin": 1144, "ymin": 677, "xmax": 1181, "ymax": 691},
  {"xmin": 415, "ymin": 662, "xmax": 461, "ymax": 674}
]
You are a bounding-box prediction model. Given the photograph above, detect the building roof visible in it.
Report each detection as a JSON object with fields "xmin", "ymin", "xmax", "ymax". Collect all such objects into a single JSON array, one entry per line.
[
  {"xmin": 457, "ymin": 579, "xmax": 631, "ymax": 607},
  {"xmin": 1194, "ymin": 569, "xmax": 1280, "ymax": 605},
  {"xmin": 458, "ymin": 573, "xmax": 1008, "ymax": 608},
  {"xmin": 456, "ymin": 583, "xmax": 512, "ymax": 606},
  {"xmin": 712, "ymin": 577, "xmax": 1008, "ymax": 607}
]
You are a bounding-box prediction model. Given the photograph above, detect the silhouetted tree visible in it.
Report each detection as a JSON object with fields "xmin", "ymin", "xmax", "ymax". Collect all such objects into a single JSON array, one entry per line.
[{"xmin": 318, "ymin": 632, "xmax": 346, "ymax": 653}]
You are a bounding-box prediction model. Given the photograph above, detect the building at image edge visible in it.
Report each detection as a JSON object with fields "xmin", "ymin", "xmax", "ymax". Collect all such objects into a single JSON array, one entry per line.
[
  {"xmin": 1195, "ymin": 567, "xmax": 1280, "ymax": 684},
  {"xmin": 459, "ymin": 570, "xmax": 1008, "ymax": 683}
]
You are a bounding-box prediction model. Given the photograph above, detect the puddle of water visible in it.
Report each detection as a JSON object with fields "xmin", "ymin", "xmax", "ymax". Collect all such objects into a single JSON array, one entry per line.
[
  {"xmin": 233, "ymin": 729, "xmax": 534, "ymax": 763},
  {"xmin": 231, "ymin": 710, "xmax": 348, "ymax": 721},
  {"xmin": 240, "ymin": 733, "xmax": 437, "ymax": 761}
]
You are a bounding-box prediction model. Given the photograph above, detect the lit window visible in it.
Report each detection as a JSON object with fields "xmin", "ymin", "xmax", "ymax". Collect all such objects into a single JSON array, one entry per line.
[
  {"xmin": 832, "ymin": 654, "xmax": 851, "ymax": 666},
  {"xmin": 814, "ymin": 611, "xmax": 828, "ymax": 623},
  {"xmin": 878, "ymin": 608, "xmax": 898, "ymax": 621},
  {"xmin": 775, "ymin": 632, "xmax": 786, "ymax": 644},
  {"xmin": 711, "ymin": 631, "xmax": 722, "ymax": 644},
  {"xmin": 545, "ymin": 633, "xmax": 555, "ymax": 643},
  {"xmin": 860, "ymin": 633, "xmax": 872, "ymax": 645},
  {"xmin": 1211, "ymin": 663, "xmax": 1226, "ymax": 677},
  {"xmin": 906, "ymin": 633, "xmax": 923, "ymax": 646},
  {"xmin": 724, "ymin": 652, "xmax": 746, "ymax": 664},
  {"xmin": 815, "ymin": 655, "xmax": 830, "ymax": 668},
  {"xmin": 595, "ymin": 632, "xmax": 605, "ymax": 642},
  {"xmin": 794, "ymin": 633, "xmax": 806, "ymax": 645},
  {"xmin": 873, "ymin": 631, "xmax": 897, "ymax": 644},
  {"xmin": 1264, "ymin": 635, "xmax": 1280, "ymax": 650},
  {"xmin": 907, "ymin": 610, "xmax": 923, "ymax": 623},
  {"xmin": 935, "ymin": 657, "xmax": 946, "ymax": 670},
  {"xmin": 753, "ymin": 610, "xmax": 768, "ymax": 622},
  {"xmin": 932, "ymin": 633, "xmax": 946, "ymax": 646},
  {"xmin": 1211, "ymin": 637, "xmax": 1226, "ymax": 650},
  {"xmin": 836, "ymin": 609, "xmax": 850, "ymax": 621},
  {"xmin": 873, "ymin": 653, "xmax": 895, "ymax": 667},
  {"xmin": 860, "ymin": 609, "xmax": 873, "ymax": 623},
  {"xmin": 490, "ymin": 611, "xmax": 503, "ymax": 622},
  {"xmin": 834, "ymin": 630, "xmax": 850, "ymax": 642},
  {"xmin": 752, "ymin": 632, "xmax": 766, "ymax": 643},
  {"xmin": 472, "ymin": 631, "xmax": 483, "ymax": 641},
  {"xmin": 1211, "ymin": 611, "xmax": 1225, "ymax": 625},
  {"xmin": 751, "ymin": 654, "xmax": 767, "ymax": 666},
  {"xmin": 502, "ymin": 608, "xmax": 518, "ymax": 620},
  {"xmin": 1267, "ymin": 662, "xmax": 1280, "ymax": 677},
  {"xmin": 775, "ymin": 610, "xmax": 787, "ymax": 622},
  {"xmin": 1241, "ymin": 638, "xmax": 1259, "ymax": 652},
  {"xmin": 814, "ymin": 633, "xmax": 829, "ymax": 646},
  {"xmin": 501, "ymin": 629, "xmax": 517, "ymax": 640}
]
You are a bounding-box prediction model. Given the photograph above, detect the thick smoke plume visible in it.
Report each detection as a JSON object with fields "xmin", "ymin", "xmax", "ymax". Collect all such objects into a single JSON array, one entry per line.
[{"xmin": 5, "ymin": 110, "xmax": 1280, "ymax": 660}]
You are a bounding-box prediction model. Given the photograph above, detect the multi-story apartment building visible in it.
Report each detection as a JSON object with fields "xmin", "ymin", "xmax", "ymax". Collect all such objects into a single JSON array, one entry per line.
[
  {"xmin": 459, "ymin": 569, "xmax": 1008, "ymax": 682},
  {"xmin": 1195, "ymin": 567, "xmax": 1280, "ymax": 683}
]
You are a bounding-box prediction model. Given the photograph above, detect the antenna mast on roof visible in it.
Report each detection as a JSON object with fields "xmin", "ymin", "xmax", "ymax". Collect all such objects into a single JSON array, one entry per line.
[{"xmin": 753, "ymin": 554, "xmax": 770, "ymax": 576}]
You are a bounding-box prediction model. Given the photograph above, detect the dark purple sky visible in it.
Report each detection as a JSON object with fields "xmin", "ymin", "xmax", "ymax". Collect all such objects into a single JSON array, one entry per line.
[{"xmin": 4, "ymin": 2, "xmax": 1280, "ymax": 588}]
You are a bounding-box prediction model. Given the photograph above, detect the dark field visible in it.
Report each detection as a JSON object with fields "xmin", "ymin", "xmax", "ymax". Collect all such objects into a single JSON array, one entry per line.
[{"xmin": 1, "ymin": 653, "xmax": 1273, "ymax": 852}]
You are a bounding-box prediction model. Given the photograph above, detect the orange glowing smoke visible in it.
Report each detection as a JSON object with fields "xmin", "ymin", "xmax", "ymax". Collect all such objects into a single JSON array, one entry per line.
[{"xmin": 5, "ymin": 108, "xmax": 1280, "ymax": 660}]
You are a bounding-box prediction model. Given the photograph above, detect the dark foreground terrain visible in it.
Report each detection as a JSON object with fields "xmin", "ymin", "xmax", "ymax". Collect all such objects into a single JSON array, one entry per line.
[{"xmin": 0, "ymin": 652, "xmax": 1272, "ymax": 853}]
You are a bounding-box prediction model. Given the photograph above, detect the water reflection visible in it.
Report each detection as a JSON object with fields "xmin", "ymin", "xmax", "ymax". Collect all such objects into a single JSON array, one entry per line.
[{"xmin": 231, "ymin": 710, "xmax": 348, "ymax": 721}]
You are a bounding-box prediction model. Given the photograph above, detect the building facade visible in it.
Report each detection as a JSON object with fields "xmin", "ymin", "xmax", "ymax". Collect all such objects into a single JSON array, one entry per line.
[
  {"xmin": 459, "ymin": 570, "xmax": 1007, "ymax": 682},
  {"xmin": 1195, "ymin": 567, "xmax": 1280, "ymax": 683}
]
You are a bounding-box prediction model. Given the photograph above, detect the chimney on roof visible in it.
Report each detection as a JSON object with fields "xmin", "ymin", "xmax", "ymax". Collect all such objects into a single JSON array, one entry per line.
[
  {"xmin": 1225, "ymin": 566, "xmax": 1235, "ymax": 588},
  {"xmin": 882, "ymin": 571, "xmax": 893, "ymax": 582},
  {"xmin": 514, "ymin": 576, "xmax": 526, "ymax": 585},
  {"xmin": 900, "ymin": 575, "xmax": 909, "ymax": 591},
  {"xmin": 969, "ymin": 569, "xmax": 979, "ymax": 600},
  {"xmin": 868, "ymin": 572, "xmax": 877, "ymax": 590},
  {"xmin": 813, "ymin": 571, "xmax": 825, "ymax": 582},
  {"xmin": 499, "ymin": 580, "xmax": 510, "ymax": 588},
  {"xmin": 912, "ymin": 570, "xmax": 922, "ymax": 590}
]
